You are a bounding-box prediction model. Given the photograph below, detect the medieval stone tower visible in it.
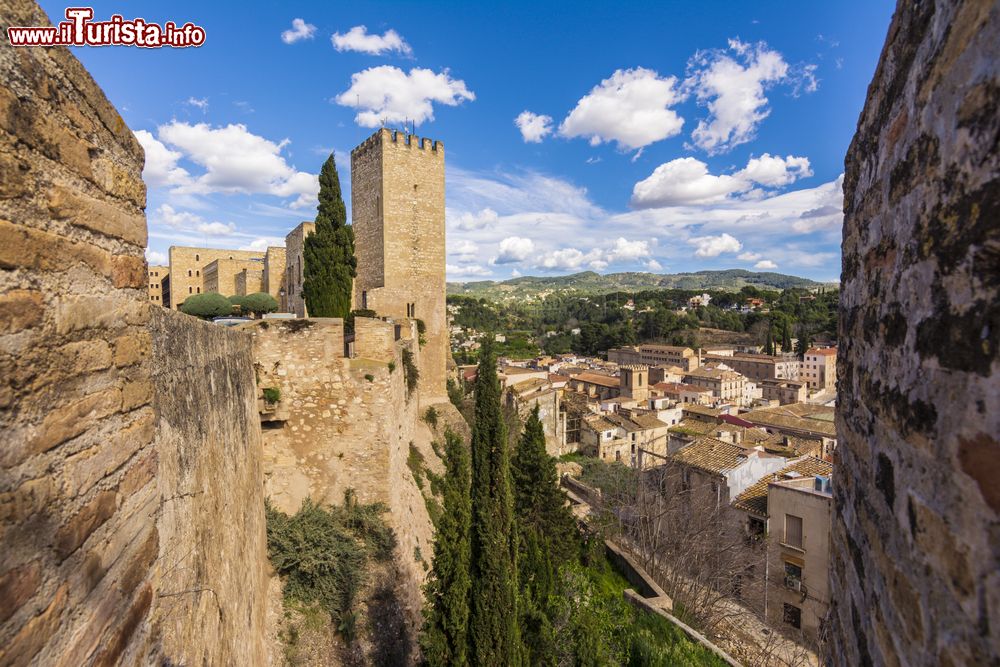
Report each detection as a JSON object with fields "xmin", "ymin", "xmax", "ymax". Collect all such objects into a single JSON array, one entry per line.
[
  {"xmin": 351, "ymin": 128, "xmax": 447, "ymax": 400},
  {"xmin": 620, "ymin": 365, "xmax": 649, "ymax": 402}
]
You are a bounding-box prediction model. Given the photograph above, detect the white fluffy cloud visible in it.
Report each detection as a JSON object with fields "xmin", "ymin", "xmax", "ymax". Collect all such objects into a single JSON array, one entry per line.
[
  {"xmin": 688, "ymin": 233, "xmax": 742, "ymax": 258},
  {"xmin": 449, "ymin": 240, "xmax": 479, "ymax": 262},
  {"xmin": 740, "ymin": 153, "xmax": 812, "ymax": 186},
  {"xmin": 754, "ymin": 259, "xmax": 778, "ymax": 270},
  {"xmin": 143, "ymin": 122, "xmax": 319, "ymax": 209},
  {"xmin": 647, "ymin": 259, "xmax": 663, "ymax": 271},
  {"xmin": 145, "ymin": 249, "xmax": 168, "ymax": 265},
  {"xmin": 447, "ymin": 263, "xmax": 492, "ymax": 278},
  {"xmin": 242, "ymin": 237, "xmax": 286, "ymax": 251},
  {"xmin": 335, "ymin": 66, "xmax": 474, "ymax": 127},
  {"xmin": 558, "ymin": 68, "xmax": 685, "ymax": 150},
  {"xmin": 607, "ymin": 237, "xmax": 651, "ymax": 261},
  {"xmin": 149, "ymin": 204, "xmax": 243, "ymax": 242},
  {"xmin": 631, "ymin": 153, "xmax": 811, "ymax": 208},
  {"xmin": 135, "ymin": 130, "xmax": 190, "ymax": 188},
  {"xmin": 282, "ymin": 18, "xmax": 316, "ymax": 44},
  {"xmin": 449, "ymin": 208, "xmax": 499, "ymax": 231},
  {"xmin": 685, "ymin": 39, "xmax": 794, "ymax": 154},
  {"xmin": 496, "ymin": 236, "xmax": 535, "ymax": 264},
  {"xmin": 515, "ymin": 111, "xmax": 553, "ymax": 143},
  {"xmin": 186, "ymin": 97, "xmax": 208, "ymax": 111},
  {"xmin": 197, "ymin": 221, "xmax": 236, "ymax": 236},
  {"xmin": 332, "ymin": 26, "xmax": 412, "ymax": 55},
  {"xmin": 738, "ymin": 251, "xmax": 762, "ymax": 261},
  {"xmin": 537, "ymin": 247, "xmax": 603, "ymax": 271}
]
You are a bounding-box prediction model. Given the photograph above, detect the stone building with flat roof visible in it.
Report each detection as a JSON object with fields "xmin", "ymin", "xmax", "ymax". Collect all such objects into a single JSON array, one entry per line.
[
  {"xmin": 147, "ymin": 265, "xmax": 168, "ymax": 306},
  {"xmin": 165, "ymin": 247, "xmax": 264, "ymax": 309}
]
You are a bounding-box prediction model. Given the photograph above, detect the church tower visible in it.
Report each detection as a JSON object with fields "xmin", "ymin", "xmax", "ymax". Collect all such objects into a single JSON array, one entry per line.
[{"xmin": 351, "ymin": 128, "xmax": 447, "ymax": 400}]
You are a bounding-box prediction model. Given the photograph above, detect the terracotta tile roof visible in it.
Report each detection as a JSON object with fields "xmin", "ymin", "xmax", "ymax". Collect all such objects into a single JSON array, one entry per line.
[
  {"xmin": 806, "ymin": 347, "xmax": 838, "ymax": 356},
  {"xmin": 740, "ymin": 405, "xmax": 837, "ymax": 438},
  {"xmin": 673, "ymin": 437, "xmax": 748, "ymax": 476},
  {"xmin": 733, "ymin": 456, "xmax": 833, "ymax": 517},
  {"xmin": 571, "ymin": 372, "xmax": 621, "ymax": 389}
]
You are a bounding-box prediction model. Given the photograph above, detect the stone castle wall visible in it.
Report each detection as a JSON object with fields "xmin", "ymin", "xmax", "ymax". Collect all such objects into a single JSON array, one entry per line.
[
  {"xmin": 0, "ymin": 2, "xmax": 267, "ymax": 663},
  {"xmin": 351, "ymin": 129, "xmax": 448, "ymax": 401},
  {"xmin": 148, "ymin": 308, "xmax": 267, "ymax": 665},
  {"xmin": 831, "ymin": 1, "xmax": 999, "ymax": 665},
  {"xmin": 247, "ymin": 317, "xmax": 438, "ymax": 636},
  {"xmin": 283, "ymin": 221, "xmax": 315, "ymax": 317}
]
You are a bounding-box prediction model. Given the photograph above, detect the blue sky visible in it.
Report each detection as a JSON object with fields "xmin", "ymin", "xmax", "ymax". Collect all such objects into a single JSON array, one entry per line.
[{"xmin": 41, "ymin": 1, "xmax": 895, "ymax": 282}]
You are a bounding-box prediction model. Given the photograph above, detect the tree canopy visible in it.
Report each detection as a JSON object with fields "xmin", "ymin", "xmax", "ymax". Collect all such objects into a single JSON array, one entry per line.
[
  {"xmin": 180, "ymin": 292, "xmax": 233, "ymax": 319},
  {"xmin": 303, "ymin": 153, "xmax": 356, "ymax": 318}
]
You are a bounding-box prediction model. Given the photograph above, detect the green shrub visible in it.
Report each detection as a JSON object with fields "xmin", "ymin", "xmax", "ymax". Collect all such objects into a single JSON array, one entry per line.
[
  {"xmin": 387, "ymin": 360, "xmax": 396, "ymax": 373},
  {"xmin": 407, "ymin": 443, "xmax": 426, "ymax": 490},
  {"xmin": 263, "ymin": 387, "xmax": 281, "ymax": 403},
  {"xmin": 364, "ymin": 374, "xmax": 375, "ymax": 382},
  {"xmin": 243, "ymin": 292, "xmax": 279, "ymax": 316},
  {"xmin": 179, "ymin": 292, "xmax": 233, "ymax": 319},
  {"xmin": 265, "ymin": 492, "xmax": 396, "ymax": 636},
  {"xmin": 402, "ymin": 348, "xmax": 419, "ymax": 397},
  {"xmin": 423, "ymin": 406, "xmax": 439, "ymax": 428}
]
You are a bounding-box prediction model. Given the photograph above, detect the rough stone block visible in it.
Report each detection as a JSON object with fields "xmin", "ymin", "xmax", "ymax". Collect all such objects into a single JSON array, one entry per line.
[
  {"xmin": 0, "ymin": 218, "xmax": 112, "ymax": 277},
  {"xmin": 47, "ymin": 185, "xmax": 146, "ymax": 246},
  {"xmin": 55, "ymin": 490, "xmax": 117, "ymax": 559},
  {"xmin": 0, "ymin": 289, "xmax": 43, "ymax": 334}
]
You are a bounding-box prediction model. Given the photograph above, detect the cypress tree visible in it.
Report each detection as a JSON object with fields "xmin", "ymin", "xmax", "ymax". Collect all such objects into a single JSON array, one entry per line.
[
  {"xmin": 469, "ymin": 339, "xmax": 522, "ymax": 666},
  {"xmin": 781, "ymin": 319, "xmax": 792, "ymax": 353},
  {"xmin": 512, "ymin": 407, "xmax": 579, "ymax": 664},
  {"xmin": 421, "ymin": 430, "xmax": 472, "ymax": 666},
  {"xmin": 303, "ymin": 153, "xmax": 356, "ymax": 318}
]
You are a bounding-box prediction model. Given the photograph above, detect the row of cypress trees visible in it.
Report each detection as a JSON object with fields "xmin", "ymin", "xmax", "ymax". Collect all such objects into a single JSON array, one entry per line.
[{"xmin": 421, "ymin": 339, "xmax": 580, "ymax": 665}]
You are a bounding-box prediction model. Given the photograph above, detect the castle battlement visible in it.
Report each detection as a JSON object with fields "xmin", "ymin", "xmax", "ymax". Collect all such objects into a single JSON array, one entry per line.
[{"xmin": 351, "ymin": 127, "xmax": 444, "ymax": 157}]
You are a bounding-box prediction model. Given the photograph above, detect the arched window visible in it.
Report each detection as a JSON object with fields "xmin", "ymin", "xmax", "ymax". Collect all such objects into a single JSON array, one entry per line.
[{"xmin": 188, "ymin": 270, "xmax": 192, "ymax": 277}]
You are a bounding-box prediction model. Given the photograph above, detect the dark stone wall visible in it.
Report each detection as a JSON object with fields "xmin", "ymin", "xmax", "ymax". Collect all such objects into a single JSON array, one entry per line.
[{"xmin": 831, "ymin": 1, "xmax": 999, "ymax": 665}]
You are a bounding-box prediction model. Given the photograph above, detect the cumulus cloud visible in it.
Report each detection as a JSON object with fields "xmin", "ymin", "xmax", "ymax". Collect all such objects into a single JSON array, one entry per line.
[
  {"xmin": 135, "ymin": 130, "xmax": 191, "ymax": 188},
  {"xmin": 152, "ymin": 121, "xmax": 319, "ymax": 208},
  {"xmin": 515, "ymin": 111, "xmax": 553, "ymax": 143},
  {"xmin": 740, "ymin": 153, "xmax": 812, "ymax": 186},
  {"xmin": 449, "ymin": 239, "xmax": 479, "ymax": 262},
  {"xmin": 754, "ymin": 259, "xmax": 778, "ymax": 270},
  {"xmin": 496, "ymin": 236, "xmax": 535, "ymax": 264},
  {"xmin": 686, "ymin": 38, "xmax": 805, "ymax": 154},
  {"xmin": 332, "ymin": 26, "xmax": 412, "ymax": 55},
  {"xmin": 607, "ymin": 237, "xmax": 651, "ymax": 261},
  {"xmin": 153, "ymin": 203, "xmax": 200, "ymax": 228},
  {"xmin": 335, "ymin": 66, "xmax": 474, "ymax": 127},
  {"xmin": 688, "ymin": 233, "xmax": 742, "ymax": 258},
  {"xmin": 647, "ymin": 259, "xmax": 663, "ymax": 271},
  {"xmin": 242, "ymin": 237, "xmax": 286, "ymax": 251},
  {"xmin": 738, "ymin": 251, "xmax": 762, "ymax": 261},
  {"xmin": 447, "ymin": 263, "xmax": 492, "ymax": 278},
  {"xmin": 631, "ymin": 153, "xmax": 811, "ymax": 208},
  {"xmin": 449, "ymin": 207, "xmax": 499, "ymax": 231},
  {"xmin": 197, "ymin": 221, "xmax": 236, "ymax": 236},
  {"xmin": 282, "ymin": 18, "xmax": 317, "ymax": 44},
  {"xmin": 145, "ymin": 249, "xmax": 168, "ymax": 265},
  {"xmin": 558, "ymin": 67, "xmax": 685, "ymax": 150},
  {"xmin": 537, "ymin": 247, "xmax": 604, "ymax": 271}
]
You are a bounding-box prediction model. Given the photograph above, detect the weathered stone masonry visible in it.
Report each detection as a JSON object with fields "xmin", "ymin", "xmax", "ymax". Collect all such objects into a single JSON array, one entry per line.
[
  {"xmin": 831, "ymin": 1, "xmax": 999, "ymax": 665},
  {"xmin": 0, "ymin": 1, "xmax": 267, "ymax": 664}
]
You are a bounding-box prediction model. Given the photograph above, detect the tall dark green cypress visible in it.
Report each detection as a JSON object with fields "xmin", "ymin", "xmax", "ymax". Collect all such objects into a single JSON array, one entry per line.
[
  {"xmin": 421, "ymin": 431, "xmax": 471, "ymax": 666},
  {"xmin": 780, "ymin": 319, "xmax": 792, "ymax": 353},
  {"xmin": 302, "ymin": 153, "xmax": 356, "ymax": 318},
  {"xmin": 512, "ymin": 406, "xmax": 579, "ymax": 664},
  {"xmin": 469, "ymin": 339, "xmax": 522, "ymax": 666}
]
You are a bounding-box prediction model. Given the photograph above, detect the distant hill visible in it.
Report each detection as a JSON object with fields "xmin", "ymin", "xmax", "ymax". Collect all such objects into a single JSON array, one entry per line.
[{"xmin": 447, "ymin": 269, "xmax": 834, "ymax": 299}]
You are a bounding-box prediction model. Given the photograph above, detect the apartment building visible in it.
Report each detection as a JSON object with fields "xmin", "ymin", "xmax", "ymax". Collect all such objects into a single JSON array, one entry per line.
[{"xmin": 802, "ymin": 347, "xmax": 837, "ymax": 392}]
